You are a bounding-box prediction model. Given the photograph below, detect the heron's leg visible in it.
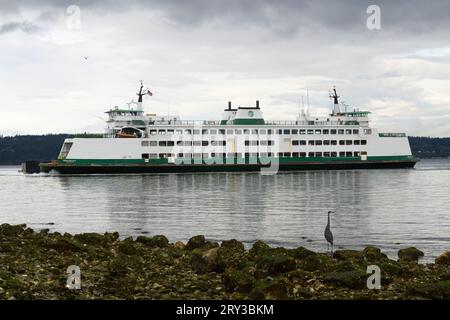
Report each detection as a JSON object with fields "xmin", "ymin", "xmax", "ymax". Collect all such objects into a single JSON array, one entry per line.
[{"xmin": 327, "ymin": 243, "xmax": 329, "ymax": 253}]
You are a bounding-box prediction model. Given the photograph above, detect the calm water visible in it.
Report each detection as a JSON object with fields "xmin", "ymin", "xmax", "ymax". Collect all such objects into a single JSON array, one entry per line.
[{"xmin": 1, "ymin": 159, "xmax": 449, "ymax": 262}]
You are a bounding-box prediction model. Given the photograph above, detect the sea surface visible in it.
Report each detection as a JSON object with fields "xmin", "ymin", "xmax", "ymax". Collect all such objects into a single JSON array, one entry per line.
[{"xmin": 1, "ymin": 158, "xmax": 449, "ymax": 262}]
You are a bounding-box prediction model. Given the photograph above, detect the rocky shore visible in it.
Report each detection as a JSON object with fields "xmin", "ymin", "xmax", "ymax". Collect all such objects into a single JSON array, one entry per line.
[{"xmin": 0, "ymin": 224, "xmax": 449, "ymax": 300}]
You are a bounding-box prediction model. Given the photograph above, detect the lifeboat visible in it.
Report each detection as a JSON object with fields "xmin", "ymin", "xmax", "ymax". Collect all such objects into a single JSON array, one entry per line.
[{"xmin": 115, "ymin": 127, "xmax": 143, "ymax": 138}]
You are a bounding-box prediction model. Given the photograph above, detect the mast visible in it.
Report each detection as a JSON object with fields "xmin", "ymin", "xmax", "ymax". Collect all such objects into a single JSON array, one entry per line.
[
  {"xmin": 329, "ymin": 86, "xmax": 340, "ymax": 115},
  {"xmin": 136, "ymin": 80, "xmax": 153, "ymax": 111}
]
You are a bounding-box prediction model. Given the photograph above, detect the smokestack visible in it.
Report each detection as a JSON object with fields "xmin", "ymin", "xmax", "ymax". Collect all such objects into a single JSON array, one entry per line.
[
  {"xmin": 228, "ymin": 101, "xmax": 231, "ymax": 110},
  {"xmin": 256, "ymin": 100, "xmax": 260, "ymax": 109}
]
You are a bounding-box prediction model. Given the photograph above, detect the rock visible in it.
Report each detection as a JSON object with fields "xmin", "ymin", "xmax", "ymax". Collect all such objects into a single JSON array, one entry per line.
[
  {"xmin": 256, "ymin": 254, "xmax": 296, "ymax": 276},
  {"xmin": 408, "ymin": 280, "xmax": 450, "ymax": 299},
  {"xmin": 104, "ymin": 232, "xmax": 120, "ymax": 242},
  {"xmin": 333, "ymin": 250, "xmax": 364, "ymax": 261},
  {"xmin": 398, "ymin": 247, "xmax": 424, "ymax": 263},
  {"xmin": 299, "ymin": 254, "xmax": 334, "ymax": 272},
  {"xmin": 118, "ymin": 241, "xmax": 137, "ymax": 255},
  {"xmin": 190, "ymin": 248, "xmax": 225, "ymax": 274},
  {"xmin": 174, "ymin": 241, "xmax": 186, "ymax": 250},
  {"xmin": 221, "ymin": 239, "xmax": 245, "ymax": 252},
  {"xmin": 45, "ymin": 237, "xmax": 84, "ymax": 252},
  {"xmin": 252, "ymin": 278, "xmax": 287, "ymax": 299},
  {"xmin": 363, "ymin": 246, "xmax": 387, "ymax": 262},
  {"xmin": 249, "ymin": 240, "xmax": 271, "ymax": 257},
  {"xmin": 136, "ymin": 235, "xmax": 169, "ymax": 248},
  {"xmin": 435, "ymin": 251, "xmax": 450, "ymax": 266},
  {"xmin": 323, "ymin": 269, "xmax": 367, "ymax": 289},
  {"xmin": 74, "ymin": 233, "xmax": 108, "ymax": 246},
  {"xmin": 185, "ymin": 235, "xmax": 206, "ymax": 250},
  {"xmin": 222, "ymin": 267, "xmax": 255, "ymax": 293},
  {"xmin": 289, "ymin": 247, "xmax": 316, "ymax": 260},
  {"xmin": 0, "ymin": 224, "xmax": 27, "ymax": 237}
]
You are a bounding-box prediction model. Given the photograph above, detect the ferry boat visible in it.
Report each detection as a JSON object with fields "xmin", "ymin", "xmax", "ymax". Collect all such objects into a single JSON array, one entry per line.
[{"xmin": 40, "ymin": 82, "xmax": 417, "ymax": 174}]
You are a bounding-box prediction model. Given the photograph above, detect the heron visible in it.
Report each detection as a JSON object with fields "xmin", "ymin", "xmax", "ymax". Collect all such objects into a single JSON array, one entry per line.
[{"xmin": 324, "ymin": 211, "xmax": 334, "ymax": 254}]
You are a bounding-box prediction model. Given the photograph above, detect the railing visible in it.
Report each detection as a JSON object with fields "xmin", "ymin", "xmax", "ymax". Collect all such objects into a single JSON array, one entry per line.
[{"xmin": 143, "ymin": 120, "xmax": 368, "ymax": 127}]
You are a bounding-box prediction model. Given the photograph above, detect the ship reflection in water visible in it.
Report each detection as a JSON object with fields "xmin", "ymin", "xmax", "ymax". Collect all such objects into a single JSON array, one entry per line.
[{"xmin": 0, "ymin": 158, "xmax": 449, "ymax": 262}]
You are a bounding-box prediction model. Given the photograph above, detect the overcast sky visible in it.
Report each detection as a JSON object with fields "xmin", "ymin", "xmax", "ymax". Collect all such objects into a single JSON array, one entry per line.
[{"xmin": 1, "ymin": 0, "xmax": 449, "ymax": 136}]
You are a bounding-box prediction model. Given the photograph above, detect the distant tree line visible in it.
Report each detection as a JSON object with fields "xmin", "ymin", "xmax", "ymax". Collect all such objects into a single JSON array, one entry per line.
[
  {"xmin": 0, "ymin": 134, "xmax": 449, "ymax": 165},
  {"xmin": 408, "ymin": 136, "xmax": 450, "ymax": 158},
  {"xmin": 0, "ymin": 134, "xmax": 101, "ymax": 165}
]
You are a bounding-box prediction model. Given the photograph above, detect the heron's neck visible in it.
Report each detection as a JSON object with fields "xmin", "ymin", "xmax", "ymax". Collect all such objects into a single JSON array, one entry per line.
[{"xmin": 327, "ymin": 214, "xmax": 330, "ymax": 225}]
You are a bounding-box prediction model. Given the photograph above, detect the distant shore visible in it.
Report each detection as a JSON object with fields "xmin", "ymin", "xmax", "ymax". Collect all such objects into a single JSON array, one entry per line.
[{"xmin": 0, "ymin": 224, "xmax": 449, "ymax": 300}]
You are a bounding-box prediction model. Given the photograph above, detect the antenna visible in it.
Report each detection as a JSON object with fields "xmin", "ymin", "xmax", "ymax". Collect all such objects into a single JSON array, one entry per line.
[{"xmin": 306, "ymin": 88, "xmax": 310, "ymax": 117}]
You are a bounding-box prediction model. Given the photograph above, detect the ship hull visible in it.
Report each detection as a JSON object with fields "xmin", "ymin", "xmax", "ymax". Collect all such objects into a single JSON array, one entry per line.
[{"xmin": 40, "ymin": 159, "xmax": 417, "ymax": 175}]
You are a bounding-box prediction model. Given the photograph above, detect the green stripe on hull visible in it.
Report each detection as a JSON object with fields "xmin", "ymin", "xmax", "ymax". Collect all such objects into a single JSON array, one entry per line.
[{"xmin": 60, "ymin": 155, "xmax": 415, "ymax": 166}]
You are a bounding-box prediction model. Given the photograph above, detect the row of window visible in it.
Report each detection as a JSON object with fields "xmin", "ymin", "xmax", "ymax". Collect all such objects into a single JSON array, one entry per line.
[
  {"xmin": 142, "ymin": 139, "xmax": 367, "ymax": 147},
  {"xmin": 142, "ymin": 151, "xmax": 368, "ymax": 159},
  {"xmin": 148, "ymin": 128, "xmax": 369, "ymax": 135},
  {"xmin": 293, "ymin": 140, "xmax": 367, "ymax": 146}
]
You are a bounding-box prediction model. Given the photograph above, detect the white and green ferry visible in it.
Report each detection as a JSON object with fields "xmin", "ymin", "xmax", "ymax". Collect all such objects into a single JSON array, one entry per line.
[{"xmin": 40, "ymin": 83, "xmax": 417, "ymax": 174}]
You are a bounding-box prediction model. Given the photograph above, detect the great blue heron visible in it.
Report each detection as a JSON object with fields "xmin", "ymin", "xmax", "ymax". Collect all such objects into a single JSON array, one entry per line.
[{"xmin": 324, "ymin": 211, "xmax": 334, "ymax": 254}]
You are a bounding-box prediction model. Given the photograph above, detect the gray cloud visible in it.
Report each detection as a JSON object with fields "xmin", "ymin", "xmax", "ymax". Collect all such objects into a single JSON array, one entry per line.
[
  {"xmin": 0, "ymin": 21, "xmax": 41, "ymax": 34},
  {"xmin": 2, "ymin": 0, "xmax": 450, "ymax": 35}
]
